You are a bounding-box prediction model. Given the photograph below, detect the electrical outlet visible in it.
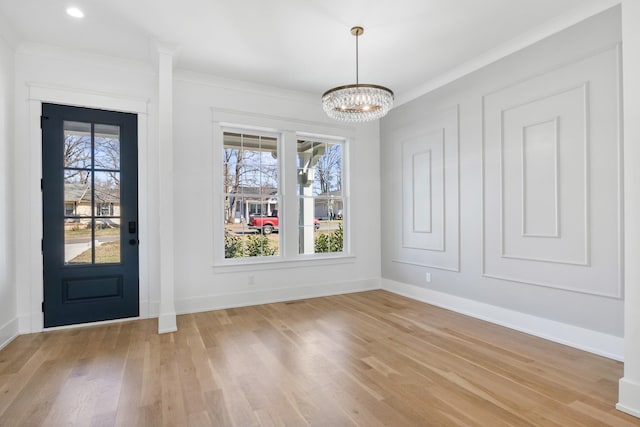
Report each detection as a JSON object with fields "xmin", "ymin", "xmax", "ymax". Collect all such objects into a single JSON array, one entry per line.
[
  {"xmin": 248, "ymin": 274, "xmax": 255, "ymax": 285},
  {"xmin": 425, "ymin": 272, "xmax": 431, "ymax": 283}
]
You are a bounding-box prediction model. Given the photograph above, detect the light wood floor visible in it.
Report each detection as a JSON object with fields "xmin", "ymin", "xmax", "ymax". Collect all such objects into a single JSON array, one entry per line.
[{"xmin": 0, "ymin": 290, "xmax": 638, "ymax": 426}]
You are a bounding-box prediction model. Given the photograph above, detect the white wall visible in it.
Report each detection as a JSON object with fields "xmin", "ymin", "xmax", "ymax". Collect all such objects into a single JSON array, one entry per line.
[
  {"xmin": 10, "ymin": 42, "xmax": 382, "ymax": 332},
  {"xmin": 380, "ymin": 7, "xmax": 624, "ymax": 358},
  {"xmin": 171, "ymin": 71, "xmax": 381, "ymax": 314},
  {"xmin": 0, "ymin": 24, "xmax": 17, "ymax": 348}
]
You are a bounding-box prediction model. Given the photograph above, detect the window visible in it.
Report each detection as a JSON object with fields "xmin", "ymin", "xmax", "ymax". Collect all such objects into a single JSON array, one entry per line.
[
  {"xmin": 97, "ymin": 202, "xmax": 114, "ymax": 216},
  {"xmin": 222, "ymin": 130, "xmax": 280, "ymax": 259},
  {"xmin": 297, "ymin": 139, "xmax": 344, "ymax": 255},
  {"xmin": 64, "ymin": 202, "xmax": 76, "ymax": 216},
  {"xmin": 215, "ymin": 112, "xmax": 350, "ymax": 266}
]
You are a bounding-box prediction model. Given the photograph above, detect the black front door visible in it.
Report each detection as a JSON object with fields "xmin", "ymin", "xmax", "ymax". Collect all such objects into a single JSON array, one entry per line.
[{"xmin": 42, "ymin": 103, "xmax": 139, "ymax": 327}]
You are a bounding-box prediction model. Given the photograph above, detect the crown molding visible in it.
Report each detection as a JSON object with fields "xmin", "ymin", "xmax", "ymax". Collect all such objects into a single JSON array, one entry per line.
[{"xmin": 396, "ymin": 0, "xmax": 621, "ymax": 107}]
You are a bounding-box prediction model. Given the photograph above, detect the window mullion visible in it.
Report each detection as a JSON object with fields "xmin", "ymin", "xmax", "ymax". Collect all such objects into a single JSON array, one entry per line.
[{"xmin": 281, "ymin": 130, "xmax": 298, "ymax": 259}]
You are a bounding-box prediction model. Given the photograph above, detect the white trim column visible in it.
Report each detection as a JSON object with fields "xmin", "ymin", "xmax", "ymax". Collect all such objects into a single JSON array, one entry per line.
[
  {"xmin": 618, "ymin": 0, "xmax": 640, "ymax": 419},
  {"xmin": 157, "ymin": 45, "xmax": 177, "ymax": 334}
]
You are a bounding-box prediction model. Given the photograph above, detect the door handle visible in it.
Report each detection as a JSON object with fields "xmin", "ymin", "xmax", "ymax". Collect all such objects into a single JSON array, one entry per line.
[{"xmin": 129, "ymin": 239, "xmax": 138, "ymax": 246}]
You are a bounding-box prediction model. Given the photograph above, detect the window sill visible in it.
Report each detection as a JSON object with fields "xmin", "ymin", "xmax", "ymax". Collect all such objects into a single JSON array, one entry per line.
[{"xmin": 212, "ymin": 254, "xmax": 356, "ymax": 273}]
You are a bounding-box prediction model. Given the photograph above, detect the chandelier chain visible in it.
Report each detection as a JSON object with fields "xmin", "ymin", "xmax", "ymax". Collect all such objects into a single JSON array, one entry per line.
[{"xmin": 355, "ymin": 29, "xmax": 359, "ymax": 86}]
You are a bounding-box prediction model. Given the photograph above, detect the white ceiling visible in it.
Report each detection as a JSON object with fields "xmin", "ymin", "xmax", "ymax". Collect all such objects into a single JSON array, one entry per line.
[{"xmin": 0, "ymin": 0, "xmax": 619, "ymax": 103}]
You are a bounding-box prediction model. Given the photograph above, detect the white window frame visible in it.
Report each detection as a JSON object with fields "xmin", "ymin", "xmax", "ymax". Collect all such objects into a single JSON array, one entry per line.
[
  {"xmin": 212, "ymin": 109, "xmax": 354, "ymax": 269},
  {"xmin": 220, "ymin": 126, "xmax": 283, "ymax": 262},
  {"xmin": 296, "ymin": 133, "xmax": 348, "ymax": 258}
]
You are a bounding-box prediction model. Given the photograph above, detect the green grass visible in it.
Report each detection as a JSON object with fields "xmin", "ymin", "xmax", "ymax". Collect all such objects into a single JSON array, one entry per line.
[
  {"xmin": 65, "ymin": 227, "xmax": 120, "ymax": 238},
  {"xmin": 69, "ymin": 241, "xmax": 121, "ymax": 264}
]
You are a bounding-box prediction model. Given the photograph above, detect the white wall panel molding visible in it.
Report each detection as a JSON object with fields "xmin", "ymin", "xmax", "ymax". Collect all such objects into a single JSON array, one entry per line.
[
  {"xmin": 391, "ymin": 259, "xmax": 459, "ymax": 273},
  {"xmin": 392, "ymin": 105, "xmax": 460, "ymax": 271},
  {"xmin": 482, "ymin": 46, "xmax": 622, "ymax": 298},
  {"xmin": 499, "ymin": 83, "xmax": 589, "ymax": 266},
  {"xmin": 402, "ymin": 132, "xmax": 444, "ymax": 250},
  {"xmin": 382, "ymin": 279, "xmax": 623, "ymax": 361},
  {"xmin": 411, "ymin": 149, "xmax": 433, "ymax": 234},
  {"xmin": 521, "ymin": 117, "xmax": 559, "ymax": 238}
]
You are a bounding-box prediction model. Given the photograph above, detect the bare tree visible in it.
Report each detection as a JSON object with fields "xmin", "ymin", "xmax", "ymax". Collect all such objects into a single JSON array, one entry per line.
[
  {"xmin": 63, "ymin": 135, "xmax": 91, "ymax": 184},
  {"xmin": 95, "ymin": 137, "xmax": 120, "ymax": 185},
  {"xmin": 224, "ymin": 147, "xmax": 245, "ymax": 224},
  {"xmin": 223, "ymin": 147, "xmax": 279, "ymax": 223},
  {"xmin": 316, "ymin": 144, "xmax": 342, "ymax": 194}
]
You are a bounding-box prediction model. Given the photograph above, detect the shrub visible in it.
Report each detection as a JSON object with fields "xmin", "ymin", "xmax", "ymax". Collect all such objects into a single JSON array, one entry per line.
[
  {"xmin": 225, "ymin": 233, "xmax": 276, "ymax": 258},
  {"xmin": 224, "ymin": 233, "xmax": 243, "ymax": 258},
  {"xmin": 314, "ymin": 224, "xmax": 343, "ymax": 253},
  {"xmin": 245, "ymin": 234, "xmax": 277, "ymax": 257}
]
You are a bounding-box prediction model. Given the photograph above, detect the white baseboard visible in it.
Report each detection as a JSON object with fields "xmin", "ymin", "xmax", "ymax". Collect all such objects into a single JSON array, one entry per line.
[
  {"xmin": 618, "ymin": 378, "xmax": 640, "ymax": 418},
  {"xmin": 20, "ymin": 312, "xmax": 44, "ymax": 334},
  {"xmin": 158, "ymin": 312, "xmax": 177, "ymax": 334},
  {"xmin": 0, "ymin": 317, "xmax": 19, "ymax": 351},
  {"xmin": 18, "ymin": 304, "xmax": 155, "ymax": 334},
  {"xmin": 12, "ymin": 279, "xmax": 380, "ymax": 336},
  {"xmin": 382, "ymin": 278, "xmax": 624, "ymax": 361},
  {"xmin": 175, "ymin": 278, "xmax": 381, "ymax": 315}
]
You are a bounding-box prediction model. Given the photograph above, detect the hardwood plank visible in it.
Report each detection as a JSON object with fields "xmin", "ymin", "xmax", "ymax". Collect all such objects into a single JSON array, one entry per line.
[{"xmin": 0, "ymin": 290, "xmax": 637, "ymax": 426}]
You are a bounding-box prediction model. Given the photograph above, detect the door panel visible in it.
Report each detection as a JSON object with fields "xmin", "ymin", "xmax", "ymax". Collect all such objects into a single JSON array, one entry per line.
[{"xmin": 42, "ymin": 103, "xmax": 139, "ymax": 327}]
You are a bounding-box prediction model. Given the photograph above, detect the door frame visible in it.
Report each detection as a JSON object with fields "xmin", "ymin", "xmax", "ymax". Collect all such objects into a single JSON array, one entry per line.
[{"xmin": 22, "ymin": 84, "xmax": 150, "ymax": 332}]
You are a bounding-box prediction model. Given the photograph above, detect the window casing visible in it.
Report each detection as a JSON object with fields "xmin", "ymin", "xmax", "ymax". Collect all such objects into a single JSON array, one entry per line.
[{"xmin": 214, "ymin": 114, "xmax": 350, "ymax": 266}]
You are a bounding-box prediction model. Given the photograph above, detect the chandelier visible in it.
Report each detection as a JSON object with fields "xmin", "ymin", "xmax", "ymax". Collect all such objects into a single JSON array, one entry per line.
[{"xmin": 322, "ymin": 26, "xmax": 394, "ymax": 122}]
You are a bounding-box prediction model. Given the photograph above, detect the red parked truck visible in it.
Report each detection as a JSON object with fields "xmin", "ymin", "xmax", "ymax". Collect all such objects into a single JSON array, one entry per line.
[{"xmin": 248, "ymin": 210, "xmax": 319, "ymax": 234}]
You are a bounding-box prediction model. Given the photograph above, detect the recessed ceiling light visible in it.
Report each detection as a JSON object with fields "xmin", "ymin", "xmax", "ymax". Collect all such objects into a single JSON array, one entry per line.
[{"xmin": 66, "ymin": 7, "xmax": 84, "ymax": 18}]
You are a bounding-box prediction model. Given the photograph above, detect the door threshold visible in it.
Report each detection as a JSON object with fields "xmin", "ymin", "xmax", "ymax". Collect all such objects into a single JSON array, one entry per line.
[{"xmin": 42, "ymin": 315, "xmax": 146, "ymax": 332}]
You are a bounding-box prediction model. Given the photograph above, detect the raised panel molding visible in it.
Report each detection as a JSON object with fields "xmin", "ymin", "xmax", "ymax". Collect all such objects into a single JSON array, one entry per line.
[
  {"xmin": 482, "ymin": 45, "xmax": 622, "ymax": 298},
  {"xmin": 402, "ymin": 131, "xmax": 444, "ymax": 251},
  {"xmin": 412, "ymin": 150, "xmax": 432, "ymax": 234},
  {"xmin": 500, "ymin": 84, "xmax": 589, "ymax": 266},
  {"xmin": 522, "ymin": 118, "xmax": 559, "ymax": 238},
  {"xmin": 393, "ymin": 105, "xmax": 459, "ymax": 272}
]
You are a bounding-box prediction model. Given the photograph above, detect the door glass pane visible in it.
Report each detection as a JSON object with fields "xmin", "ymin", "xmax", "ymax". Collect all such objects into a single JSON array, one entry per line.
[
  {"xmin": 94, "ymin": 220, "xmax": 121, "ymax": 264},
  {"xmin": 65, "ymin": 218, "xmax": 92, "ymax": 264},
  {"xmin": 94, "ymin": 171, "xmax": 120, "ymax": 217},
  {"xmin": 63, "ymin": 121, "xmax": 92, "ymax": 169},
  {"xmin": 94, "ymin": 124, "xmax": 120, "ymax": 170},
  {"xmin": 64, "ymin": 170, "xmax": 92, "ymax": 217},
  {"xmin": 62, "ymin": 121, "xmax": 122, "ymax": 265}
]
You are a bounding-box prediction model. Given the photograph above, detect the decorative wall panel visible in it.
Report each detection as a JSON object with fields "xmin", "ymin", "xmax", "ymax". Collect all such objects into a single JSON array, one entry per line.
[
  {"xmin": 483, "ymin": 46, "xmax": 621, "ymax": 297},
  {"xmin": 393, "ymin": 105, "xmax": 459, "ymax": 271},
  {"xmin": 501, "ymin": 85, "xmax": 588, "ymax": 265},
  {"xmin": 522, "ymin": 118, "xmax": 559, "ymax": 238},
  {"xmin": 402, "ymin": 130, "xmax": 444, "ymax": 250}
]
